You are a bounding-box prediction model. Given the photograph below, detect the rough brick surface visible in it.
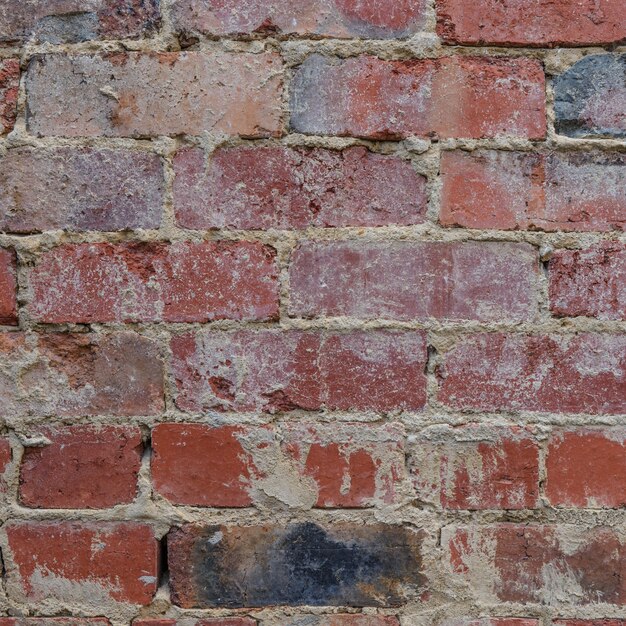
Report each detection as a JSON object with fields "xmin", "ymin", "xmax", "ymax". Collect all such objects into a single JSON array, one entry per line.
[
  {"xmin": 26, "ymin": 52, "xmax": 284, "ymax": 138},
  {"xmin": 549, "ymin": 242, "xmax": 626, "ymax": 320},
  {"xmin": 171, "ymin": 330, "xmax": 428, "ymax": 413},
  {"xmin": 29, "ymin": 241, "xmax": 279, "ymax": 323},
  {"xmin": 0, "ymin": 332, "xmax": 164, "ymax": 417},
  {"xmin": 172, "ymin": 0, "xmax": 427, "ymax": 38},
  {"xmin": 554, "ymin": 54, "xmax": 626, "ymax": 138},
  {"xmin": 447, "ymin": 524, "xmax": 625, "ymax": 604},
  {"xmin": 411, "ymin": 425, "xmax": 540, "ymax": 510},
  {"xmin": 436, "ymin": 0, "xmax": 626, "ymax": 46},
  {"xmin": 168, "ymin": 523, "xmax": 425, "ymax": 607},
  {"xmin": 4, "ymin": 522, "xmax": 159, "ymax": 605},
  {"xmin": 173, "ymin": 145, "xmax": 427, "ymax": 229},
  {"xmin": 0, "ymin": 148, "xmax": 164, "ymax": 232},
  {"xmin": 0, "ymin": 0, "xmax": 160, "ymax": 43},
  {"xmin": 0, "ymin": 248, "xmax": 17, "ymax": 325},
  {"xmin": 135, "ymin": 620, "xmax": 255, "ymax": 626},
  {"xmin": 0, "ymin": 620, "xmax": 110, "ymax": 626},
  {"xmin": 282, "ymin": 619, "xmax": 399, "ymax": 626},
  {"xmin": 19, "ymin": 425, "xmax": 143, "ymax": 509},
  {"xmin": 0, "ymin": 437, "xmax": 11, "ymax": 492},
  {"xmin": 438, "ymin": 333, "xmax": 626, "ymax": 414},
  {"xmin": 553, "ymin": 622, "xmax": 626, "ymax": 626},
  {"xmin": 289, "ymin": 241, "xmax": 538, "ymax": 322},
  {"xmin": 0, "ymin": 59, "xmax": 19, "ymax": 134},
  {"xmin": 440, "ymin": 621, "xmax": 539, "ymax": 626},
  {"xmin": 440, "ymin": 150, "xmax": 626, "ymax": 232},
  {"xmin": 546, "ymin": 429, "xmax": 626, "ymax": 508},
  {"xmin": 291, "ymin": 55, "xmax": 546, "ymax": 139}
]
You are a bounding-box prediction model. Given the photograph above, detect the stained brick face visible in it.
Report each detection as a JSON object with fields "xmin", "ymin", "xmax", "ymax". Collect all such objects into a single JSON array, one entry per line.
[{"xmin": 2, "ymin": 1, "xmax": 624, "ymax": 624}]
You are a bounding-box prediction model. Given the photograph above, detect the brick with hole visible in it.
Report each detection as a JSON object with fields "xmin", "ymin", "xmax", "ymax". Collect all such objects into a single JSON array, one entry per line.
[
  {"xmin": 291, "ymin": 55, "xmax": 545, "ymax": 140},
  {"xmin": 168, "ymin": 522, "xmax": 425, "ymax": 607},
  {"xmin": 29, "ymin": 241, "xmax": 279, "ymax": 323},
  {"xmin": 19, "ymin": 425, "xmax": 143, "ymax": 509},
  {"xmin": 3, "ymin": 521, "xmax": 159, "ymax": 606},
  {"xmin": 545, "ymin": 429, "xmax": 626, "ymax": 508},
  {"xmin": 410, "ymin": 425, "xmax": 540, "ymax": 510},
  {"xmin": 0, "ymin": 248, "xmax": 17, "ymax": 325},
  {"xmin": 440, "ymin": 150, "xmax": 626, "ymax": 232},
  {"xmin": 289, "ymin": 241, "xmax": 538, "ymax": 322},
  {"xmin": 446, "ymin": 524, "xmax": 626, "ymax": 605},
  {"xmin": 170, "ymin": 329, "xmax": 428, "ymax": 414},
  {"xmin": 26, "ymin": 52, "xmax": 283, "ymax": 138},
  {"xmin": 282, "ymin": 421, "xmax": 406, "ymax": 508},
  {"xmin": 0, "ymin": 332, "xmax": 164, "ymax": 417},
  {"xmin": 0, "ymin": 0, "xmax": 160, "ymax": 43},
  {"xmin": 436, "ymin": 0, "xmax": 626, "ymax": 47},
  {"xmin": 549, "ymin": 242, "xmax": 626, "ymax": 320},
  {"xmin": 554, "ymin": 54, "xmax": 626, "ymax": 139},
  {"xmin": 173, "ymin": 145, "xmax": 427, "ymax": 230},
  {"xmin": 172, "ymin": 0, "xmax": 427, "ymax": 38},
  {"xmin": 0, "ymin": 59, "xmax": 19, "ymax": 134},
  {"xmin": 0, "ymin": 147, "xmax": 164, "ymax": 232},
  {"xmin": 437, "ymin": 333, "xmax": 626, "ymax": 415}
]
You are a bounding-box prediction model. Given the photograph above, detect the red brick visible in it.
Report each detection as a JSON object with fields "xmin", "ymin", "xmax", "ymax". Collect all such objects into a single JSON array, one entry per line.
[
  {"xmin": 4, "ymin": 521, "xmax": 159, "ymax": 605},
  {"xmin": 0, "ymin": 437, "xmax": 11, "ymax": 492},
  {"xmin": 29, "ymin": 241, "xmax": 279, "ymax": 323},
  {"xmin": 446, "ymin": 524, "xmax": 626, "ymax": 604},
  {"xmin": 172, "ymin": 0, "xmax": 426, "ymax": 38},
  {"xmin": 0, "ymin": 59, "xmax": 19, "ymax": 135},
  {"xmin": 440, "ymin": 150, "xmax": 626, "ymax": 232},
  {"xmin": 151, "ymin": 424, "xmax": 259, "ymax": 507},
  {"xmin": 0, "ymin": 332, "xmax": 164, "ymax": 417},
  {"xmin": 26, "ymin": 52, "xmax": 283, "ymax": 138},
  {"xmin": 173, "ymin": 145, "xmax": 427, "ymax": 230},
  {"xmin": 438, "ymin": 333, "xmax": 626, "ymax": 415},
  {"xmin": 283, "ymin": 422, "xmax": 406, "ymax": 508},
  {"xmin": 554, "ymin": 621, "xmax": 626, "ymax": 626},
  {"xmin": 549, "ymin": 243, "xmax": 626, "ymax": 320},
  {"xmin": 171, "ymin": 330, "xmax": 427, "ymax": 413},
  {"xmin": 282, "ymin": 619, "xmax": 399, "ymax": 626},
  {"xmin": 411, "ymin": 425, "xmax": 539, "ymax": 510},
  {"xmin": 134, "ymin": 620, "xmax": 255, "ymax": 626},
  {"xmin": 19, "ymin": 425, "xmax": 143, "ymax": 509},
  {"xmin": 291, "ymin": 55, "xmax": 546, "ymax": 140},
  {"xmin": 0, "ymin": 0, "xmax": 159, "ymax": 43},
  {"xmin": 0, "ymin": 617, "xmax": 110, "ymax": 626},
  {"xmin": 440, "ymin": 620, "xmax": 539, "ymax": 626},
  {"xmin": 546, "ymin": 429, "xmax": 626, "ymax": 508},
  {"xmin": 0, "ymin": 248, "xmax": 17, "ymax": 325},
  {"xmin": 0, "ymin": 147, "xmax": 164, "ymax": 232},
  {"xmin": 289, "ymin": 241, "xmax": 538, "ymax": 322},
  {"xmin": 436, "ymin": 0, "xmax": 626, "ymax": 46}
]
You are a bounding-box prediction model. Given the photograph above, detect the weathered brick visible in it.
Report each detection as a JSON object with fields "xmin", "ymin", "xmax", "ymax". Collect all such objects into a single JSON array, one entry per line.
[
  {"xmin": 440, "ymin": 620, "xmax": 539, "ymax": 626},
  {"xmin": 171, "ymin": 330, "xmax": 427, "ymax": 413},
  {"xmin": 0, "ymin": 248, "xmax": 17, "ymax": 325},
  {"xmin": 282, "ymin": 618, "xmax": 399, "ymax": 626},
  {"xmin": 411, "ymin": 425, "xmax": 540, "ymax": 510},
  {"xmin": 446, "ymin": 524, "xmax": 626, "ymax": 605},
  {"xmin": 546, "ymin": 429, "xmax": 626, "ymax": 508},
  {"xmin": 0, "ymin": 620, "xmax": 111, "ymax": 626},
  {"xmin": 0, "ymin": 58, "xmax": 19, "ymax": 134},
  {"xmin": 168, "ymin": 523, "xmax": 425, "ymax": 607},
  {"xmin": 289, "ymin": 241, "xmax": 538, "ymax": 322},
  {"xmin": 291, "ymin": 55, "xmax": 546, "ymax": 140},
  {"xmin": 134, "ymin": 620, "xmax": 255, "ymax": 626},
  {"xmin": 283, "ymin": 422, "xmax": 406, "ymax": 508},
  {"xmin": 554, "ymin": 54, "xmax": 626, "ymax": 139},
  {"xmin": 553, "ymin": 621, "xmax": 626, "ymax": 626},
  {"xmin": 0, "ymin": 147, "xmax": 164, "ymax": 232},
  {"xmin": 29, "ymin": 241, "xmax": 279, "ymax": 323},
  {"xmin": 173, "ymin": 145, "xmax": 427, "ymax": 230},
  {"xmin": 437, "ymin": 333, "xmax": 626, "ymax": 415},
  {"xmin": 171, "ymin": 0, "xmax": 426, "ymax": 38},
  {"xmin": 436, "ymin": 0, "xmax": 626, "ymax": 46},
  {"xmin": 151, "ymin": 424, "xmax": 259, "ymax": 507},
  {"xmin": 549, "ymin": 243, "xmax": 626, "ymax": 320},
  {"xmin": 26, "ymin": 52, "xmax": 283, "ymax": 138},
  {"xmin": 440, "ymin": 150, "xmax": 626, "ymax": 232},
  {"xmin": 0, "ymin": 437, "xmax": 11, "ymax": 492},
  {"xmin": 0, "ymin": 0, "xmax": 160, "ymax": 43},
  {"xmin": 0, "ymin": 332, "xmax": 164, "ymax": 417},
  {"xmin": 19, "ymin": 425, "xmax": 143, "ymax": 509},
  {"xmin": 4, "ymin": 522, "xmax": 159, "ymax": 605}
]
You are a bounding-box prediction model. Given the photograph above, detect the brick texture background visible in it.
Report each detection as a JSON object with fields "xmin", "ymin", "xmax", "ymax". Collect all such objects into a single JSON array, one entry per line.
[{"xmin": 0, "ymin": 1, "xmax": 624, "ymax": 626}]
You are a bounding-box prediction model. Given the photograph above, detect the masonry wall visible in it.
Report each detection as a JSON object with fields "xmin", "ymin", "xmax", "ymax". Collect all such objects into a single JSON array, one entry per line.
[{"xmin": 0, "ymin": 2, "xmax": 624, "ymax": 626}]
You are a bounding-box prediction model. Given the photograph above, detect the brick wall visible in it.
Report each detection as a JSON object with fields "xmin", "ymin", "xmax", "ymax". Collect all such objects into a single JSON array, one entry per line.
[{"xmin": 0, "ymin": 1, "xmax": 624, "ymax": 626}]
